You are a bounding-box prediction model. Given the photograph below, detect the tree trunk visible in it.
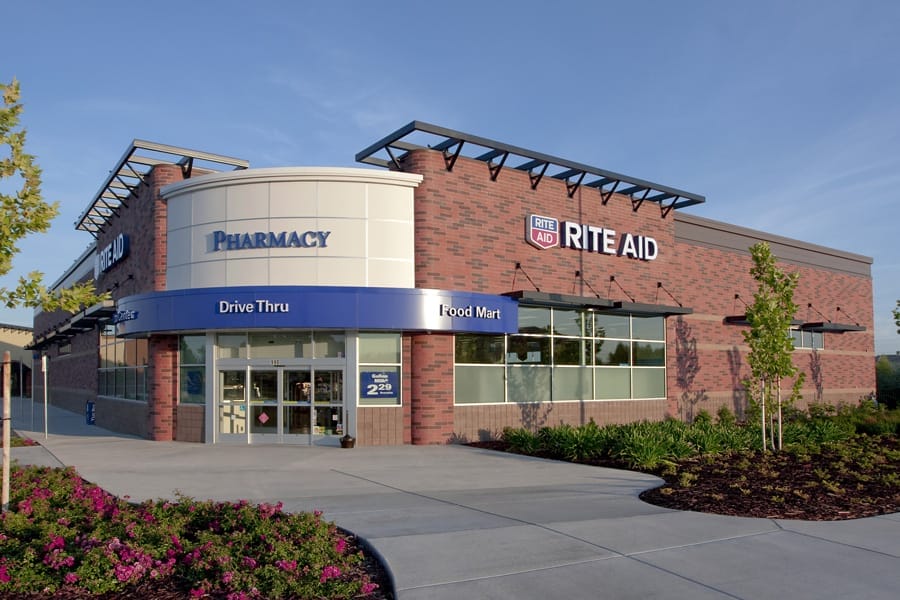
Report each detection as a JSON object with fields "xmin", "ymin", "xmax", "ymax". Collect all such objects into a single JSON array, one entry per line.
[
  {"xmin": 760, "ymin": 378, "xmax": 766, "ymax": 452},
  {"xmin": 776, "ymin": 378, "xmax": 783, "ymax": 451}
]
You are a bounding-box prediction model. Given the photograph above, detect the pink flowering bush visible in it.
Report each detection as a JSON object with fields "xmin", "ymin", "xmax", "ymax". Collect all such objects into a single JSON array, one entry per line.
[
  {"xmin": 0, "ymin": 465, "xmax": 382, "ymax": 598},
  {"xmin": 3, "ymin": 434, "xmax": 38, "ymax": 448}
]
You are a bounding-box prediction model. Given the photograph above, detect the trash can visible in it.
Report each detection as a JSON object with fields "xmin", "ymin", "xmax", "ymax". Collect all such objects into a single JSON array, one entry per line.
[{"xmin": 85, "ymin": 400, "xmax": 96, "ymax": 425}]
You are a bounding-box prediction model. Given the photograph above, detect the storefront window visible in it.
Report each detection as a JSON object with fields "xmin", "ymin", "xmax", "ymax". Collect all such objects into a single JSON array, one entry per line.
[
  {"xmin": 518, "ymin": 306, "xmax": 551, "ymax": 334},
  {"xmin": 791, "ymin": 329, "xmax": 824, "ymax": 350},
  {"xmin": 249, "ymin": 332, "xmax": 312, "ymax": 358},
  {"xmin": 359, "ymin": 333, "xmax": 401, "ymax": 406},
  {"xmin": 179, "ymin": 335, "xmax": 206, "ymax": 404},
  {"xmin": 314, "ymin": 332, "xmax": 346, "ymax": 358},
  {"xmin": 217, "ymin": 334, "xmax": 248, "ymax": 359},
  {"xmin": 98, "ymin": 325, "xmax": 148, "ymax": 401},
  {"xmin": 454, "ymin": 308, "xmax": 667, "ymax": 404},
  {"xmin": 359, "ymin": 333, "xmax": 401, "ymax": 363}
]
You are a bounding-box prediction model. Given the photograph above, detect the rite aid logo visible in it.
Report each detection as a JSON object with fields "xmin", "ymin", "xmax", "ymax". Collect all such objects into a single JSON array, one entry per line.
[
  {"xmin": 526, "ymin": 214, "xmax": 559, "ymax": 250},
  {"xmin": 524, "ymin": 214, "xmax": 659, "ymax": 261}
]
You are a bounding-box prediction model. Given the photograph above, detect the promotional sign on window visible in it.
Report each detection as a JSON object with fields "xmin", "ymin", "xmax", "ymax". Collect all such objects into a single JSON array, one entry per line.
[{"xmin": 360, "ymin": 371, "xmax": 398, "ymax": 399}]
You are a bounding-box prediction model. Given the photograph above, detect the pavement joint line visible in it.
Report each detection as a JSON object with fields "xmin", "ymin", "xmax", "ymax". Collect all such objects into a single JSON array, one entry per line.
[
  {"xmin": 772, "ymin": 526, "xmax": 900, "ymax": 559},
  {"xmin": 623, "ymin": 554, "xmax": 747, "ymax": 600},
  {"xmin": 396, "ymin": 552, "xmax": 745, "ymax": 600},
  {"xmin": 622, "ymin": 528, "xmax": 780, "ymax": 558},
  {"xmin": 394, "ymin": 554, "xmax": 631, "ymax": 592}
]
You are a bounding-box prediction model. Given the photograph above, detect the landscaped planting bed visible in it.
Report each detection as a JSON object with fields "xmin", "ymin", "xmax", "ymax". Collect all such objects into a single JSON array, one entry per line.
[
  {"xmin": 479, "ymin": 402, "xmax": 900, "ymax": 521},
  {"xmin": 0, "ymin": 465, "xmax": 390, "ymax": 599}
]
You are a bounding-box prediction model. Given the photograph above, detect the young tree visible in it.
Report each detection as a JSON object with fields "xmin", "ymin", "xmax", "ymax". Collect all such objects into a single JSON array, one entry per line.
[
  {"xmin": 894, "ymin": 300, "xmax": 899, "ymax": 334},
  {"xmin": 743, "ymin": 242, "xmax": 802, "ymax": 451},
  {"xmin": 1, "ymin": 78, "xmax": 105, "ymax": 311},
  {"xmin": 2, "ymin": 79, "xmax": 107, "ymax": 513}
]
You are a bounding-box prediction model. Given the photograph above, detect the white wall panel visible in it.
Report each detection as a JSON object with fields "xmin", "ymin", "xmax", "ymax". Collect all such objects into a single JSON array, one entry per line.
[
  {"xmin": 367, "ymin": 184, "xmax": 413, "ymax": 220},
  {"xmin": 190, "ymin": 260, "xmax": 227, "ymax": 288},
  {"xmin": 191, "ymin": 188, "xmax": 227, "ymax": 225},
  {"xmin": 269, "ymin": 257, "xmax": 319, "ymax": 285},
  {"xmin": 316, "ymin": 257, "xmax": 367, "ymax": 286},
  {"xmin": 369, "ymin": 221, "xmax": 414, "ymax": 259},
  {"xmin": 318, "ymin": 181, "xmax": 366, "ymax": 217},
  {"xmin": 166, "ymin": 228, "xmax": 192, "ymax": 268},
  {"xmin": 270, "ymin": 181, "xmax": 317, "ymax": 217},
  {"xmin": 227, "ymin": 258, "xmax": 271, "ymax": 286},
  {"xmin": 167, "ymin": 264, "xmax": 190, "ymax": 290},
  {"xmin": 316, "ymin": 218, "xmax": 366, "ymax": 257},
  {"xmin": 368, "ymin": 259, "xmax": 414, "ymax": 288},
  {"xmin": 227, "ymin": 183, "xmax": 268, "ymax": 221},
  {"xmin": 163, "ymin": 168, "xmax": 422, "ymax": 290},
  {"xmin": 166, "ymin": 194, "xmax": 192, "ymax": 230}
]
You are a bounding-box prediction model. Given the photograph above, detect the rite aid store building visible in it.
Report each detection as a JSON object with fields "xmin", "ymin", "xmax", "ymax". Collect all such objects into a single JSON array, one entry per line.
[{"xmin": 31, "ymin": 123, "xmax": 875, "ymax": 446}]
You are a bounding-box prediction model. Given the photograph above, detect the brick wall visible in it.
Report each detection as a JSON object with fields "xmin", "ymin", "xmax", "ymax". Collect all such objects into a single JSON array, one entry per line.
[
  {"xmin": 401, "ymin": 148, "xmax": 874, "ymax": 443},
  {"xmin": 410, "ymin": 332, "xmax": 455, "ymax": 444},
  {"xmin": 148, "ymin": 335, "xmax": 178, "ymax": 440},
  {"xmin": 176, "ymin": 404, "xmax": 205, "ymax": 442},
  {"xmin": 666, "ymin": 242, "xmax": 875, "ymax": 420}
]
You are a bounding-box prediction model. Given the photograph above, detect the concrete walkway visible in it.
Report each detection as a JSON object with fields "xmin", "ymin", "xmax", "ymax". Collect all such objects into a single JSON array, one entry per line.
[{"xmin": 9, "ymin": 398, "xmax": 900, "ymax": 599}]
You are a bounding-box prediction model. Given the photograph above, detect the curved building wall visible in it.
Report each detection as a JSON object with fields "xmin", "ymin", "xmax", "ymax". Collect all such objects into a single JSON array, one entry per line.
[{"xmin": 162, "ymin": 168, "xmax": 423, "ymax": 290}]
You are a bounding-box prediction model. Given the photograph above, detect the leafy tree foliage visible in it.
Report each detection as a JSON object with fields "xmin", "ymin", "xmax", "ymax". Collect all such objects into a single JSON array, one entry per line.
[
  {"xmin": 894, "ymin": 299, "xmax": 899, "ymax": 335},
  {"xmin": 0, "ymin": 79, "xmax": 106, "ymax": 312},
  {"xmin": 743, "ymin": 242, "xmax": 803, "ymax": 450}
]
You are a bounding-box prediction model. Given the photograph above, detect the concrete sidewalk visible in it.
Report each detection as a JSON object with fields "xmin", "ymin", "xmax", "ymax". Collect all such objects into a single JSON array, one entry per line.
[{"xmin": 9, "ymin": 399, "xmax": 900, "ymax": 599}]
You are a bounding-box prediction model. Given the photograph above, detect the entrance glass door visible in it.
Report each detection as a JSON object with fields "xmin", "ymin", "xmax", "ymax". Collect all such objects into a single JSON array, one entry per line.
[
  {"xmin": 217, "ymin": 364, "xmax": 343, "ymax": 444},
  {"xmin": 283, "ymin": 368, "xmax": 312, "ymax": 438},
  {"xmin": 218, "ymin": 369, "xmax": 247, "ymax": 436},
  {"xmin": 312, "ymin": 368, "xmax": 344, "ymax": 439},
  {"xmin": 249, "ymin": 369, "xmax": 279, "ymax": 439}
]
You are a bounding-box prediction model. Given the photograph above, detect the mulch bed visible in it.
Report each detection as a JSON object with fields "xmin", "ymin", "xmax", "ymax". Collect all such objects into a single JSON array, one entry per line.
[{"xmin": 469, "ymin": 438, "xmax": 900, "ymax": 521}]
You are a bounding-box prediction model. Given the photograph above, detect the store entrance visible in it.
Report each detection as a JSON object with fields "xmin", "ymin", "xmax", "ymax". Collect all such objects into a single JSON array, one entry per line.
[{"xmin": 217, "ymin": 364, "xmax": 344, "ymax": 444}]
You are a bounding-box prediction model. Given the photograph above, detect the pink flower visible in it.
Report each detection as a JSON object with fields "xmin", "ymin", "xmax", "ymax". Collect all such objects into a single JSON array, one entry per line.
[
  {"xmin": 64, "ymin": 573, "xmax": 79, "ymax": 585},
  {"xmin": 275, "ymin": 559, "xmax": 297, "ymax": 572},
  {"xmin": 241, "ymin": 556, "xmax": 257, "ymax": 569},
  {"xmin": 0, "ymin": 565, "xmax": 10, "ymax": 583},
  {"xmin": 44, "ymin": 535, "xmax": 65, "ymax": 552},
  {"xmin": 334, "ymin": 538, "xmax": 347, "ymax": 554},
  {"xmin": 362, "ymin": 582, "xmax": 379, "ymax": 594},
  {"xmin": 222, "ymin": 571, "xmax": 234, "ymax": 584},
  {"xmin": 319, "ymin": 565, "xmax": 341, "ymax": 582}
]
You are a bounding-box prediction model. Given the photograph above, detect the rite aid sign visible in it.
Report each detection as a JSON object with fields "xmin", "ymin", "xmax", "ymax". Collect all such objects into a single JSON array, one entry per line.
[
  {"xmin": 526, "ymin": 214, "xmax": 658, "ymax": 261},
  {"xmin": 95, "ymin": 233, "xmax": 130, "ymax": 276}
]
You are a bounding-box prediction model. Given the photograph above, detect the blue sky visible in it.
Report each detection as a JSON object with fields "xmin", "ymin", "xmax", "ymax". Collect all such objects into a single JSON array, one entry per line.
[{"xmin": 2, "ymin": 1, "xmax": 898, "ymax": 354}]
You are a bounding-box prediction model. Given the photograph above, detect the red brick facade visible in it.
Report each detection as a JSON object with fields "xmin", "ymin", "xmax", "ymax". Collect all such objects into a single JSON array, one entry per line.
[{"xmin": 399, "ymin": 148, "xmax": 875, "ymax": 443}]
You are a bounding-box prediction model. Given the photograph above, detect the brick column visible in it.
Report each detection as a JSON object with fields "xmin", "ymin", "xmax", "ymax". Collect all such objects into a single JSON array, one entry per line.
[
  {"xmin": 410, "ymin": 333, "xmax": 455, "ymax": 444},
  {"xmin": 148, "ymin": 335, "xmax": 178, "ymax": 440}
]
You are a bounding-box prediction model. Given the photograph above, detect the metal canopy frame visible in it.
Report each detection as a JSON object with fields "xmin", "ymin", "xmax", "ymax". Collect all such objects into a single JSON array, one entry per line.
[
  {"xmin": 503, "ymin": 290, "xmax": 692, "ymax": 317},
  {"xmin": 75, "ymin": 140, "xmax": 249, "ymax": 238},
  {"xmin": 356, "ymin": 121, "xmax": 705, "ymax": 215},
  {"xmin": 28, "ymin": 300, "xmax": 117, "ymax": 350},
  {"xmin": 799, "ymin": 322, "xmax": 866, "ymax": 333}
]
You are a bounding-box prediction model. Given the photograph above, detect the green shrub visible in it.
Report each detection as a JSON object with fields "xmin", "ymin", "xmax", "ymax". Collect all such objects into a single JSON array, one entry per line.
[
  {"xmin": 501, "ymin": 427, "xmax": 541, "ymax": 455},
  {"xmin": 716, "ymin": 405, "xmax": 736, "ymax": 427}
]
